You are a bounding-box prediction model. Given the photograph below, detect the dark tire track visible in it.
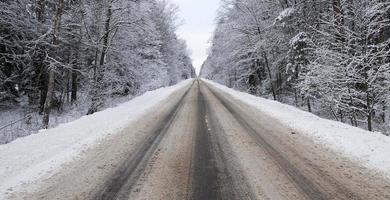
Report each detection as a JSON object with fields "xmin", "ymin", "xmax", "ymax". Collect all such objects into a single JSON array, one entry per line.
[
  {"xmin": 188, "ymin": 81, "xmax": 254, "ymax": 200},
  {"xmin": 94, "ymin": 83, "xmax": 193, "ymax": 200},
  {"xmin": 188, "ymin": 82, "xmax": 220, "ymax": 199},
  {"xmin": 203, "ymin": 82, "xmax": 362, "ymax": 200}
]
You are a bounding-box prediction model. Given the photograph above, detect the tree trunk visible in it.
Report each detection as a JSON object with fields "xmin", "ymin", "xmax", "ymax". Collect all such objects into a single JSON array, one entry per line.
[
  {"xmin": 352, "ymin": 114, "xmax": 358, "ymax": 127},
  {"xmin": 248, "ymin": 72, "xmax": 257, "ymax": 95},
  {"xmin": 367, "ymin": 112, "xmax": 373, "ymax": 132},
  {"xmin": 332, "ymin": 0, "xmax": 345, "ymax": 43},
  {"xmin": 339, "ymin": 110, "xmax": 344, "ymax": 123},
  {"xmin": 307, "ymin": 98, "xmax": 312, "ymax": 113},
  {"xmin": 381, "ymin": 103, "xmax": 386, "ymax": 123},
  {"xmin": 71, "ymin": 37, "xmax": 81, "ymax": 104},
  {"xmin": 87, "ymin": 1, "xmax": 113, "ymax": 115},
  {"xmin": 248, "ymin": 58, "xmax": 259, "ymax": 95},
  {"xmin": 332, "ymin": 0, "xmax": 343, "ymax": 24},
  {"xmin": 367, "ymin": 92, "xmax": 373, "ymax": 131},
  {"xmin": 36, "ymin": 0, "xmax": 46, "ymax": 114},
  {"xmin": 276, "ymin": 69, "xmax": 283, "ymax": 97},
  {"xmin": 63, "ymin": 70, "xmax": 70, "ymax": 103},
  {"xmin": 36, "ymin": 0, "xmax": 45, "ymax": 22},
  {"xmin": 39, "ymin": 72, "xmax": 48, "ymax": 114},
  {"xmin": 263, "ymin": 51, "xmax": 277, "ymax": 100},
  {"xmin": 42, "ymin": 70, "xmax": 55, "ymax": 128},
  {"xmin": 71, "ymin": 70, "xmax": 78, "ymax": 104},
  {"xmin": 42, "ymin": 0, "xmax": 64, "ymax": 129}
]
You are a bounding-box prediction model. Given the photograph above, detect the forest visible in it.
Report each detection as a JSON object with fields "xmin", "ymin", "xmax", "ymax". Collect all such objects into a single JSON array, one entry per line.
[
  {"xmin": 201, "ymin": 0, "xmax": 390, "ymax": 133},
  {"xmin": 0, "ymin": 0, "xmax": 195, "ymax": 141}
]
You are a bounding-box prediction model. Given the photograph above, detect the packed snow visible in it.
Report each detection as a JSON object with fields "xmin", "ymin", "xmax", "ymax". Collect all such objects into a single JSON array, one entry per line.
[
  {"xmin": 204, "ymin": 79, "xmax": 390, "ymax": 178},
  {"xmin": 0, "ymin": 79, "xmax": 192, "ymax": 199}
]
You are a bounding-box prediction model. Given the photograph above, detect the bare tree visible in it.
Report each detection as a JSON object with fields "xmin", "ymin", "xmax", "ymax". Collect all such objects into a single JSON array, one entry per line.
[{"xmin": 42, "ymin": 0, "xmax": 65, "ymax": 128}]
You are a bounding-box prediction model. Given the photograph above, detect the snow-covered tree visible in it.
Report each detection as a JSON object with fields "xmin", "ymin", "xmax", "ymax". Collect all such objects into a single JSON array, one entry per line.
[
  {"xmin": 201, "ymin": 0, "xmax": 390, "ymax": 132},
  {"xmin": 0, "ymin": 0, "xmax": 194, "ymax": 128}
]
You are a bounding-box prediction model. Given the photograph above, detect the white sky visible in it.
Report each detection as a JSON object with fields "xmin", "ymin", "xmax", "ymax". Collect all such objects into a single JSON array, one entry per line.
[{"xmin": 170, "ymin": 0, "xmax": 220, "ymax": 75}]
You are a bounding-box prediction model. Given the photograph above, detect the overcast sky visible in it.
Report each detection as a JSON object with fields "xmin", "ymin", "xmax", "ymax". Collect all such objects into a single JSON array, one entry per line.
[{"xmin": 170, "ymin": 0, "xmax": 220, "ymax": 75}]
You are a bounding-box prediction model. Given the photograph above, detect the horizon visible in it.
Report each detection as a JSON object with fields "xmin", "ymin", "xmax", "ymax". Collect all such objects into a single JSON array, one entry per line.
[{"xmin": 171, "ymin": 0, "xmax": 220, "ymax": 75}]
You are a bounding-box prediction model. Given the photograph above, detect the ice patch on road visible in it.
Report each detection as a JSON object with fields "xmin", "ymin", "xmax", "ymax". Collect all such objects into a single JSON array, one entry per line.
[
  {"xmin": 0, "ymin": 79, "xmax": 193, "ymax": 199},
  {"xmin": 203, "ymin": 79, "xmax": 390, "ymax": 179}
]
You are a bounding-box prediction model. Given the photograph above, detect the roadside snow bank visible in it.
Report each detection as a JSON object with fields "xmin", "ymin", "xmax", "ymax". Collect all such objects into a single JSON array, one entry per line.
[
  {"xmin": 204, "ymin": 79, "xmax": 390, "ymax": 178},
  {"xmin": 0, "ymin": 79, "xmax": 192, "ymax": 198}
]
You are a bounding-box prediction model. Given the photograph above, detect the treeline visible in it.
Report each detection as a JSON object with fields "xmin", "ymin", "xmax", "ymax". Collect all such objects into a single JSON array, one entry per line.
[
  {"xmin": 1, "ymin": 0, "xmax": 195, "ymax": 128},
  {"xmin": 201, "ymin": 0, "xmax": 390, "ymax": 132}
]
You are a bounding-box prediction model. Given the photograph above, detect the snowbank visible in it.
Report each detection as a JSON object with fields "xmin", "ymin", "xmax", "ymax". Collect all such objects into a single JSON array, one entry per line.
[
  {"xmin": 204, "ymin": 79, "xmax": 390, "ymax": 178},
  {"xmin": 0, "ymin": 79, "xmax": 193, "ymax": 198}
]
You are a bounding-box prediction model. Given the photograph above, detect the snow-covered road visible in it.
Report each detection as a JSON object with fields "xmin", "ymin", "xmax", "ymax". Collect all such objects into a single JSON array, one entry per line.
[{"xmin": 1, "ymin": 79, "xmax": 390, "ymax": 199}]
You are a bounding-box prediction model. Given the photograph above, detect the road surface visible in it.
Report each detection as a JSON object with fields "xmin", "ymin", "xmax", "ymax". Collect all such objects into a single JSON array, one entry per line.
[{"xmin": 10, "ymin": 80, "xmax": 390, "ymax": 199}]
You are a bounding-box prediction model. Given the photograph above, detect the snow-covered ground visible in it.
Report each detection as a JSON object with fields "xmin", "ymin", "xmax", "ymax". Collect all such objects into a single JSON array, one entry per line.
[
  {"xmin": 204, "ymin": 79, "xmax": 390, "ymax": 179},
  {"xmin": 0, "ymin": 79, "xmax": 192, "ymax": 199},
  {"xmin": 0, "ymin": 86, "xmax": 164, "ymax": 144}
]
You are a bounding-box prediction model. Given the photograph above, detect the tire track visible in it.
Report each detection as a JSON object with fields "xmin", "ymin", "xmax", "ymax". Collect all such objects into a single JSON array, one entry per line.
[
  {"xmin": 188, "ymin": 81, "xmax": 255, "ymax": 200},
  {"xmin": 203, "ymin": 82, "xmax": 362, "ymax": 200},
  {"xmin": 94, "ymin": 82, "xmax": 194, "ymax": 200},
  {"xmin": 187, "ymin": 82, "xmax": 220, "ymax": 199}
]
